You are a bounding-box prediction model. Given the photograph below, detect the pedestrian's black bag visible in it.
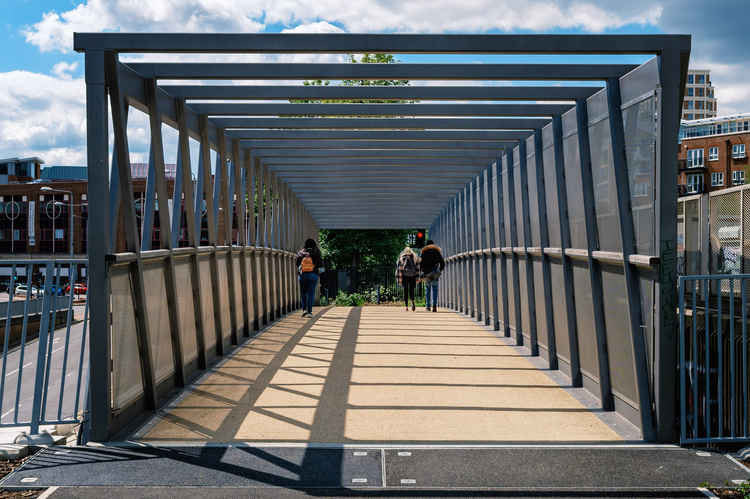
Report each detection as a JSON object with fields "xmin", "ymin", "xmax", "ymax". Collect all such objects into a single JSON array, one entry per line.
[{"xmin": 402, "ymin": 255, "xmax": 417, "ymax": 277}]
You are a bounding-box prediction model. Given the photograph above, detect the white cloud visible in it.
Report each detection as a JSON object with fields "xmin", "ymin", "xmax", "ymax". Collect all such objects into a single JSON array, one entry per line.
[
  {"xmin": 25, "ymin": 0, "xmax": 663, "ymax": 54},
  {"xmin": 0, "ymin": 71, "xmax": 86, "ymax": 163},
  {"xmin": 51, "ymin": 61, "xmax": 79, "ymax": 79}
]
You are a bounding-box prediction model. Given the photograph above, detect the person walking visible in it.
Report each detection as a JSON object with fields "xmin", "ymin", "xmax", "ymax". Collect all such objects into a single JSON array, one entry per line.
[
  {"xmin": 420, "ymin": 239, "xmax": 445, "ymax": 312},
  {"xmin": 396, "ymin": 247, "xmax": 420, "ymax": 311},
  {"xmin": 296, "ymin": 238, "xmax": 323, "ymax": 318}
]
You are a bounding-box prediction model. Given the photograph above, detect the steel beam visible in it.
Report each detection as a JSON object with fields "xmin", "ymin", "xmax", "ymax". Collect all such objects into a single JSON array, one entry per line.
[
  {"xmin": 75, "ymin": 33, "xmax": 690, "ymax": 55},
  {"xmin": 190, "ymin": 103, "xmax": 573, "ymax": 117},
  {"xmin": 228, "ymin": 130, "xmax": 532, "ymax": 141},
  {"xmin": 162, "ymin": 84, "xmax": 601, "ymax": 101},
  {"xmin": 128, "ymin": 62, "xmax": 637, "ymax": 81},
  {"xmin": 240, "ymin": 140, "xmax": 515, "ymax": 150},
  {"xmin": 213, "ymin": 117, "xmax": 550, "ymax": 130}
]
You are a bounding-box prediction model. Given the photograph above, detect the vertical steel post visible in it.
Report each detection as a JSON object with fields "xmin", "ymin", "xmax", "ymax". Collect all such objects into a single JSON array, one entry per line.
[
  {"xmin": 484, "ymin": 166, "xmax": 500, "ymax": 330},
  {"xmin": 575, "ymin": 98, "xmax": 613, "ymax": 410},
  {"xmin": 534, "ymin": 130, "xmax": 557, "ymax": 369},
  {"xmin": 506, "ymin": 148, "xmax": 523, "ymax": 345},
  {"xmin": 467, "ymin": 179, "xmax": 477, "ymax": 319},
  {"xmin": 519, "ymin": 140, "xmax": 538, "ymax": 355},
  {"xmin": 84, "ymin": 50, "xmax": 111, "ymax": 441},
  {"xmin": 606, "ymin": 77, "xmax": 655, "ymax": 440},
  {"xmin": 553, "ymin": 115, "xmax": 581, "ymax": 386},
  {"xmin": 495, "ymin": 155, "xmax": 510, "ymax": 337}
]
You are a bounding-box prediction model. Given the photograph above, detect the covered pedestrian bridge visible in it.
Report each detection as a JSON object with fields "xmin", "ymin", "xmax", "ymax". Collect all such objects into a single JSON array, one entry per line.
[{"xmin": 75, "ymin": 33, "xmax": 690, "ymax": 443}]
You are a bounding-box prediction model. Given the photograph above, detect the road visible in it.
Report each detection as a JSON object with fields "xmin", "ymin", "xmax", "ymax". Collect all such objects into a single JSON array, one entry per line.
[{"xmin": 0, "ymin": 303, "xmax": 88, "ymax": 426}]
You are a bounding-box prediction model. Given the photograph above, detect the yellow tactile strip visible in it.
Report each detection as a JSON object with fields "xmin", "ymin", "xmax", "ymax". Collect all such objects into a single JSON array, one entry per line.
[{"xmin": 136, "ymin": 306, "xmax": 623, "ymax": 443}]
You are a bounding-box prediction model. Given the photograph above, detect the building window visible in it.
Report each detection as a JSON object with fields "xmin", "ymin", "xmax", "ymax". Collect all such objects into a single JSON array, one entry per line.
[
  {"xmin": 697, "ymin": 88, "xmax": 704, "ymax": 97},
  {"xmin": 688, "ymin": 74, "xmax": 694, "ymax": 84},
  {"xmin": 711, "ymin": 172, "xmax": 724, "ymax": 186},
  {"xmin": 687, "ymin": 148, "xmax": 704, "ymax": 168},
  {"xmin": 733, "ymin": 170, "xmax": 746, "ymax": 185},
  {"xmin": 686, "ymin": 173, "xmax": 704, "ymax": 193},
  {"xmin": 685, "ymin": 113, "xmax": 693, "ymax": 120},
  {"xmin": 687, "ymin": 88, "xmax": 694, "ymax": 96},
  {"xmin": 733, "ymin": 144, "xmax": 746, "ymax": 159},
  {"xmin": 686, "ymin": 101, "xmax": 694, "ymax": 109},
  {"xmin": 697, "ymin": 74, "xmax": 705, "ymax": 84},
  {"xmin": 13, "ymin": 230, "xmax": 21, "ymax": 241},
  {"xmin": 709, "ymin": 146, "xmax": 719, "ymax": 161},
  {"xmin": 54, "ymin": 229, "xmax": 65, "ymax": 240}
]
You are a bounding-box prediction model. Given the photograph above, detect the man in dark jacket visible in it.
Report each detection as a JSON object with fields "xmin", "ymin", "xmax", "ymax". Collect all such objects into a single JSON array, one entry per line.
[{"xmin": 420, "ymin": 240, "xmax": 445, "ymax": 312}]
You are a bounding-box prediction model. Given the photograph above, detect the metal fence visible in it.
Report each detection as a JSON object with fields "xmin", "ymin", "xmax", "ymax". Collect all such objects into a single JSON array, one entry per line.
[
  {"xmin": 0, "ymin": 260, "xmax": 89, "ymax": 435},
  {"xmin": 679, "ymin": 274, "xmax": 749, "ymax": 444}
]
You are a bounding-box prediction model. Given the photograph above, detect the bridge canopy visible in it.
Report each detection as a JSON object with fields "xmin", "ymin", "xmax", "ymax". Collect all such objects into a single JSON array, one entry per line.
[{"xmin": 76, "ymin": 33, "xmax": 690, "ymax": 443}]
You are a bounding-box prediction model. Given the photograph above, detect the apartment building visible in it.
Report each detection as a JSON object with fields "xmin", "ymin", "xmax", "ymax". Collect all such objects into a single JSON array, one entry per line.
[
  {"xmin": 678, "ymin": 113, "xmax": 750, "ymax": 195},
  {"xmin": 682, "ymin": 69, "xmax": 717, "ymax": 120}
]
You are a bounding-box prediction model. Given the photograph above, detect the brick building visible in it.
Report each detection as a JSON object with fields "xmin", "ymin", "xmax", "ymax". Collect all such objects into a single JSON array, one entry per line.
[{"xmin": 678, "ymin": 114, "xmax": 750, "ymax": 195}]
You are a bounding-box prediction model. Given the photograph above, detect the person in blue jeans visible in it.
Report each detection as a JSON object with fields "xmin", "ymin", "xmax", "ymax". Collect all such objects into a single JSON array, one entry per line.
[
  {"xmin": 420, "ymin": 239, "xmax": 445, "ymax": 312},
  {"xmin": 296, "ymin": 238, "xmax": 323, "ymax": 317}
]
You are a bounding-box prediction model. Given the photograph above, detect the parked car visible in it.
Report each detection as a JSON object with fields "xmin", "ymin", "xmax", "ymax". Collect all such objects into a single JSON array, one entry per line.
[
  {"xmin": 65, "ymin": 284, "xmax": 87, "ymax": 296},
  {"xmin": 15, "ymin": 285, "xmax": 42, "ymax": 297}
]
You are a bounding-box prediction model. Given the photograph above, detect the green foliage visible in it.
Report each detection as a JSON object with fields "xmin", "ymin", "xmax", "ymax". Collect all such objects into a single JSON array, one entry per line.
[
  {"xmin": 335, "ymin": 290, "xmax": 367, "ymax": 307},
  {"xmin": 319, "ymin": 229, "xmax": 410, "ymax": 273}
]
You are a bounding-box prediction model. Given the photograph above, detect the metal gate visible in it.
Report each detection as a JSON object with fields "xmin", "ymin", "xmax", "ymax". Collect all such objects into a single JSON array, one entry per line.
[{"xmin": 679, "ymin": 274, "xmax": 750, "ymax": 444}]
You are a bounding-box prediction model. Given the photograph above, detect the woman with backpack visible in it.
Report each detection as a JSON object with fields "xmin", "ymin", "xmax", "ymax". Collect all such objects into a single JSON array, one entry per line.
[
  {"xmin": 296, "ymin": 238, "xmax": 323, "ymax": 317},
  {"xmin": 396, "ymin": 247, "xmax": 420, "ymax": 311}
]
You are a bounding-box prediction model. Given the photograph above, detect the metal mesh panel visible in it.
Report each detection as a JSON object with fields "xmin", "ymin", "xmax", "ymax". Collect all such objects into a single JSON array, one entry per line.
[
  {"xmin": 215, "ymin": 253, "xmax": 232, "ymax": 346},
  {"xmin": 232, "ymin": 252, "xmax": 244, "ymax": 334},
  {"xmin": 532, "ymin": 258, "xmax": 547, "ymax": 352},
  {"xmin": 682, "ymin": 198, "xmax": 703, "ymax": 275},
  {"xmin": 589, "ymin": 116, "xmax": 622, "ymax": 252},
  {"xmin": 573, "ymin": 261, "xmax": 599, "ymax": 384},
  {"xmin": 142, "ymin": 261, "xmax": 175, "ymax": 384},
  {"xmin": 111, "ymin": 266, "xmax": 144, "ymax": 410},
  {"xmin": 174, "ymin": 257, "xmax": 198, "ymax": 370},
  {"xmin": 710, "ymin": 191, "xmax": 741, "ymax": 275},
  {"xmin": 518, "ymin": 256, "xmax": 529, "ymax": 341},
  {"xmin": 563, "ymin": 131, "xmax": 587, "ymax": 249},
  {"xmin": 543, "ymin": 143, "xmax": 561, "ymax": 247},
  {"xmin": 549, "ymin": 260, "xmax": 570, "ymax": 364},
  {"xmin": 514, "ymin": 146, "xmax": 523, "ymax": 245},
  {"xmin": 601, "ymin": 264, "xmax": 638, "ymax": 405},
  {"xmin": 492, "ymin": 167, "xmax": 501, "ymax": 248},
  {"xmin": 245, "ymin": 252, "xmax": 256, "ymax": 328},
  {"xmin": 502, "ymin": 160, "xmax": 512, "ymax": 246},
  {"xmin": 199, "ymin": 255, "xmax": 217, "ymax": 358},
  {"xmin": 623, "ymin": 95, "xmax": 657, "ymax": 255},
  {"xmin": 743, "ymin": 190, "xmax": 750, "ymax": 275},
  {"xmin": 526, "ymin": 138, "xmax": 540, "ymax": 246}
]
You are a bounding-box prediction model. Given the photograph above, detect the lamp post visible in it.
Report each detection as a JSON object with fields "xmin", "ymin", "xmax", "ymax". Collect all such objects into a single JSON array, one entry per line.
[{"xmin": 40, "ymin": 187, "xmax": 74, "ymax": 256}]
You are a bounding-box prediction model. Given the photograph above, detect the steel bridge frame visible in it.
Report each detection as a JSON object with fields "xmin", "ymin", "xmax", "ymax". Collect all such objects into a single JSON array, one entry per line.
[{"xmin": 75, "ymin": 33, "xmax": 690, "ymax": 442}]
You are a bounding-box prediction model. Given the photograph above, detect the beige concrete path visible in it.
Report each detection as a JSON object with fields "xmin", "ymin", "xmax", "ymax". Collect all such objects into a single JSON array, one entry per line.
[{"xmin": 134, "ymin": 306, "xmax": 623, "ymax": 443}]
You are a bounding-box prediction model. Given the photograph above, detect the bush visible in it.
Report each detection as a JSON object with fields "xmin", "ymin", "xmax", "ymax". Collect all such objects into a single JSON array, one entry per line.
[{"xmin": 335, "ymin": 291, "xmax": 366, "ymax": 306}]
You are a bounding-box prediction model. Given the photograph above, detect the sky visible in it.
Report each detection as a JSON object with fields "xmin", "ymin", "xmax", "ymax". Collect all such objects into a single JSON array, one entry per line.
[{"xmin": 1, "ymin": 0, "xmax": 748, "ymax": 166}]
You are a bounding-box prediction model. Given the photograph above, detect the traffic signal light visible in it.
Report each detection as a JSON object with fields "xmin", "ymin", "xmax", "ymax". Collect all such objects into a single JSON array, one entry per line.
[{"xmin": 415, "ymin": 230, "xmax": 426, "ymax": 248}]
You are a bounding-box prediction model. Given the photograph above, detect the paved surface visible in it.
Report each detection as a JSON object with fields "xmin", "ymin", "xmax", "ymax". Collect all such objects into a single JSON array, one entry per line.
[
  {"xmin": 133, "ymin": 306, "xmax": 625, "ymax": 443},
  {"xmin": 0, "ymin": 444, "xmax": 746, "ymax": 496},
  {"xmin": 0, "ymin": 303, "xmax": 87, "ymax": 427}
]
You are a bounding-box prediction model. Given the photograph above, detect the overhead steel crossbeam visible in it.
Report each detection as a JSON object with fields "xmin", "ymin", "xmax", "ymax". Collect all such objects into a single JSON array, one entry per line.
[
  {"xmin": 225, "ymin": 130, "xmax": 532, "ymax": 140},
  {"xmin": 161, "ymin": 85, "xmax": 601, "ymax": 101},
  {"xmin": 190, "ymin": 103, "xmax": 573, "ymax": 116},
  {"xmin": 128, "ymin": 62, "xmax": 637, "ymax": 81},
  {"xmin": 240, "ymin": 140, "xmax": 516, "ymax": 150},
  {"xmin": 212, "ymin": 117, "xmax": 550, "ymax": 129}
]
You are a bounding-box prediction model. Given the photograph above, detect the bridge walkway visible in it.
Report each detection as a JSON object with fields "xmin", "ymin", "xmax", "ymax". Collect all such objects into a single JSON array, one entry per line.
[{"xmin": 131, "ymin": 306, "xmax": 631, "ymax": 443}]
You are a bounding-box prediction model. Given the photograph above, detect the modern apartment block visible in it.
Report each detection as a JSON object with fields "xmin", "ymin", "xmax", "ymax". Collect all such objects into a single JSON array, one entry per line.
[
  {"xmin": 682, "ymin": 69, "xmax": 717, "ymax": 120},
  {"xmin": 678, "ymin": 113, "xmax": 750, "ymax": 196}
]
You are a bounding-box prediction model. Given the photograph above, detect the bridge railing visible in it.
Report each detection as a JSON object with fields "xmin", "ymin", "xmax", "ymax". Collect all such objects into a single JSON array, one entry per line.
[
  {"xmin": 431, "ymin": 57, "xmax": 681, "ymax": 441},
  {"xmin": 679, "ymin": 274, "xmax": 750, "ymax": 444},
  {"xmin": 0, "ymin": 259, "xmax": 89, "ymax": 435}
]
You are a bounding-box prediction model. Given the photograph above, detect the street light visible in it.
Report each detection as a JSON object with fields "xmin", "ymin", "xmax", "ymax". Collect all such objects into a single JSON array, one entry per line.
[{"xmin": 40, "ymin": 186, "xmax": 74, "ymax": 256}]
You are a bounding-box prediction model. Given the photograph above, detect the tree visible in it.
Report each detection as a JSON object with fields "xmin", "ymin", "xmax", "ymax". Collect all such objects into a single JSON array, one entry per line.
[{"xmin": 294, "ymin": 53, "xmax": 414, "ymax": 273}]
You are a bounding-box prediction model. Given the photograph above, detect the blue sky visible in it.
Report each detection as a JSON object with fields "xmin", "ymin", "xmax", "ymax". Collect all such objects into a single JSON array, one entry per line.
[{"xmin": 0, "ymin": 0, "xmax": 747, "ymax": 165}]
